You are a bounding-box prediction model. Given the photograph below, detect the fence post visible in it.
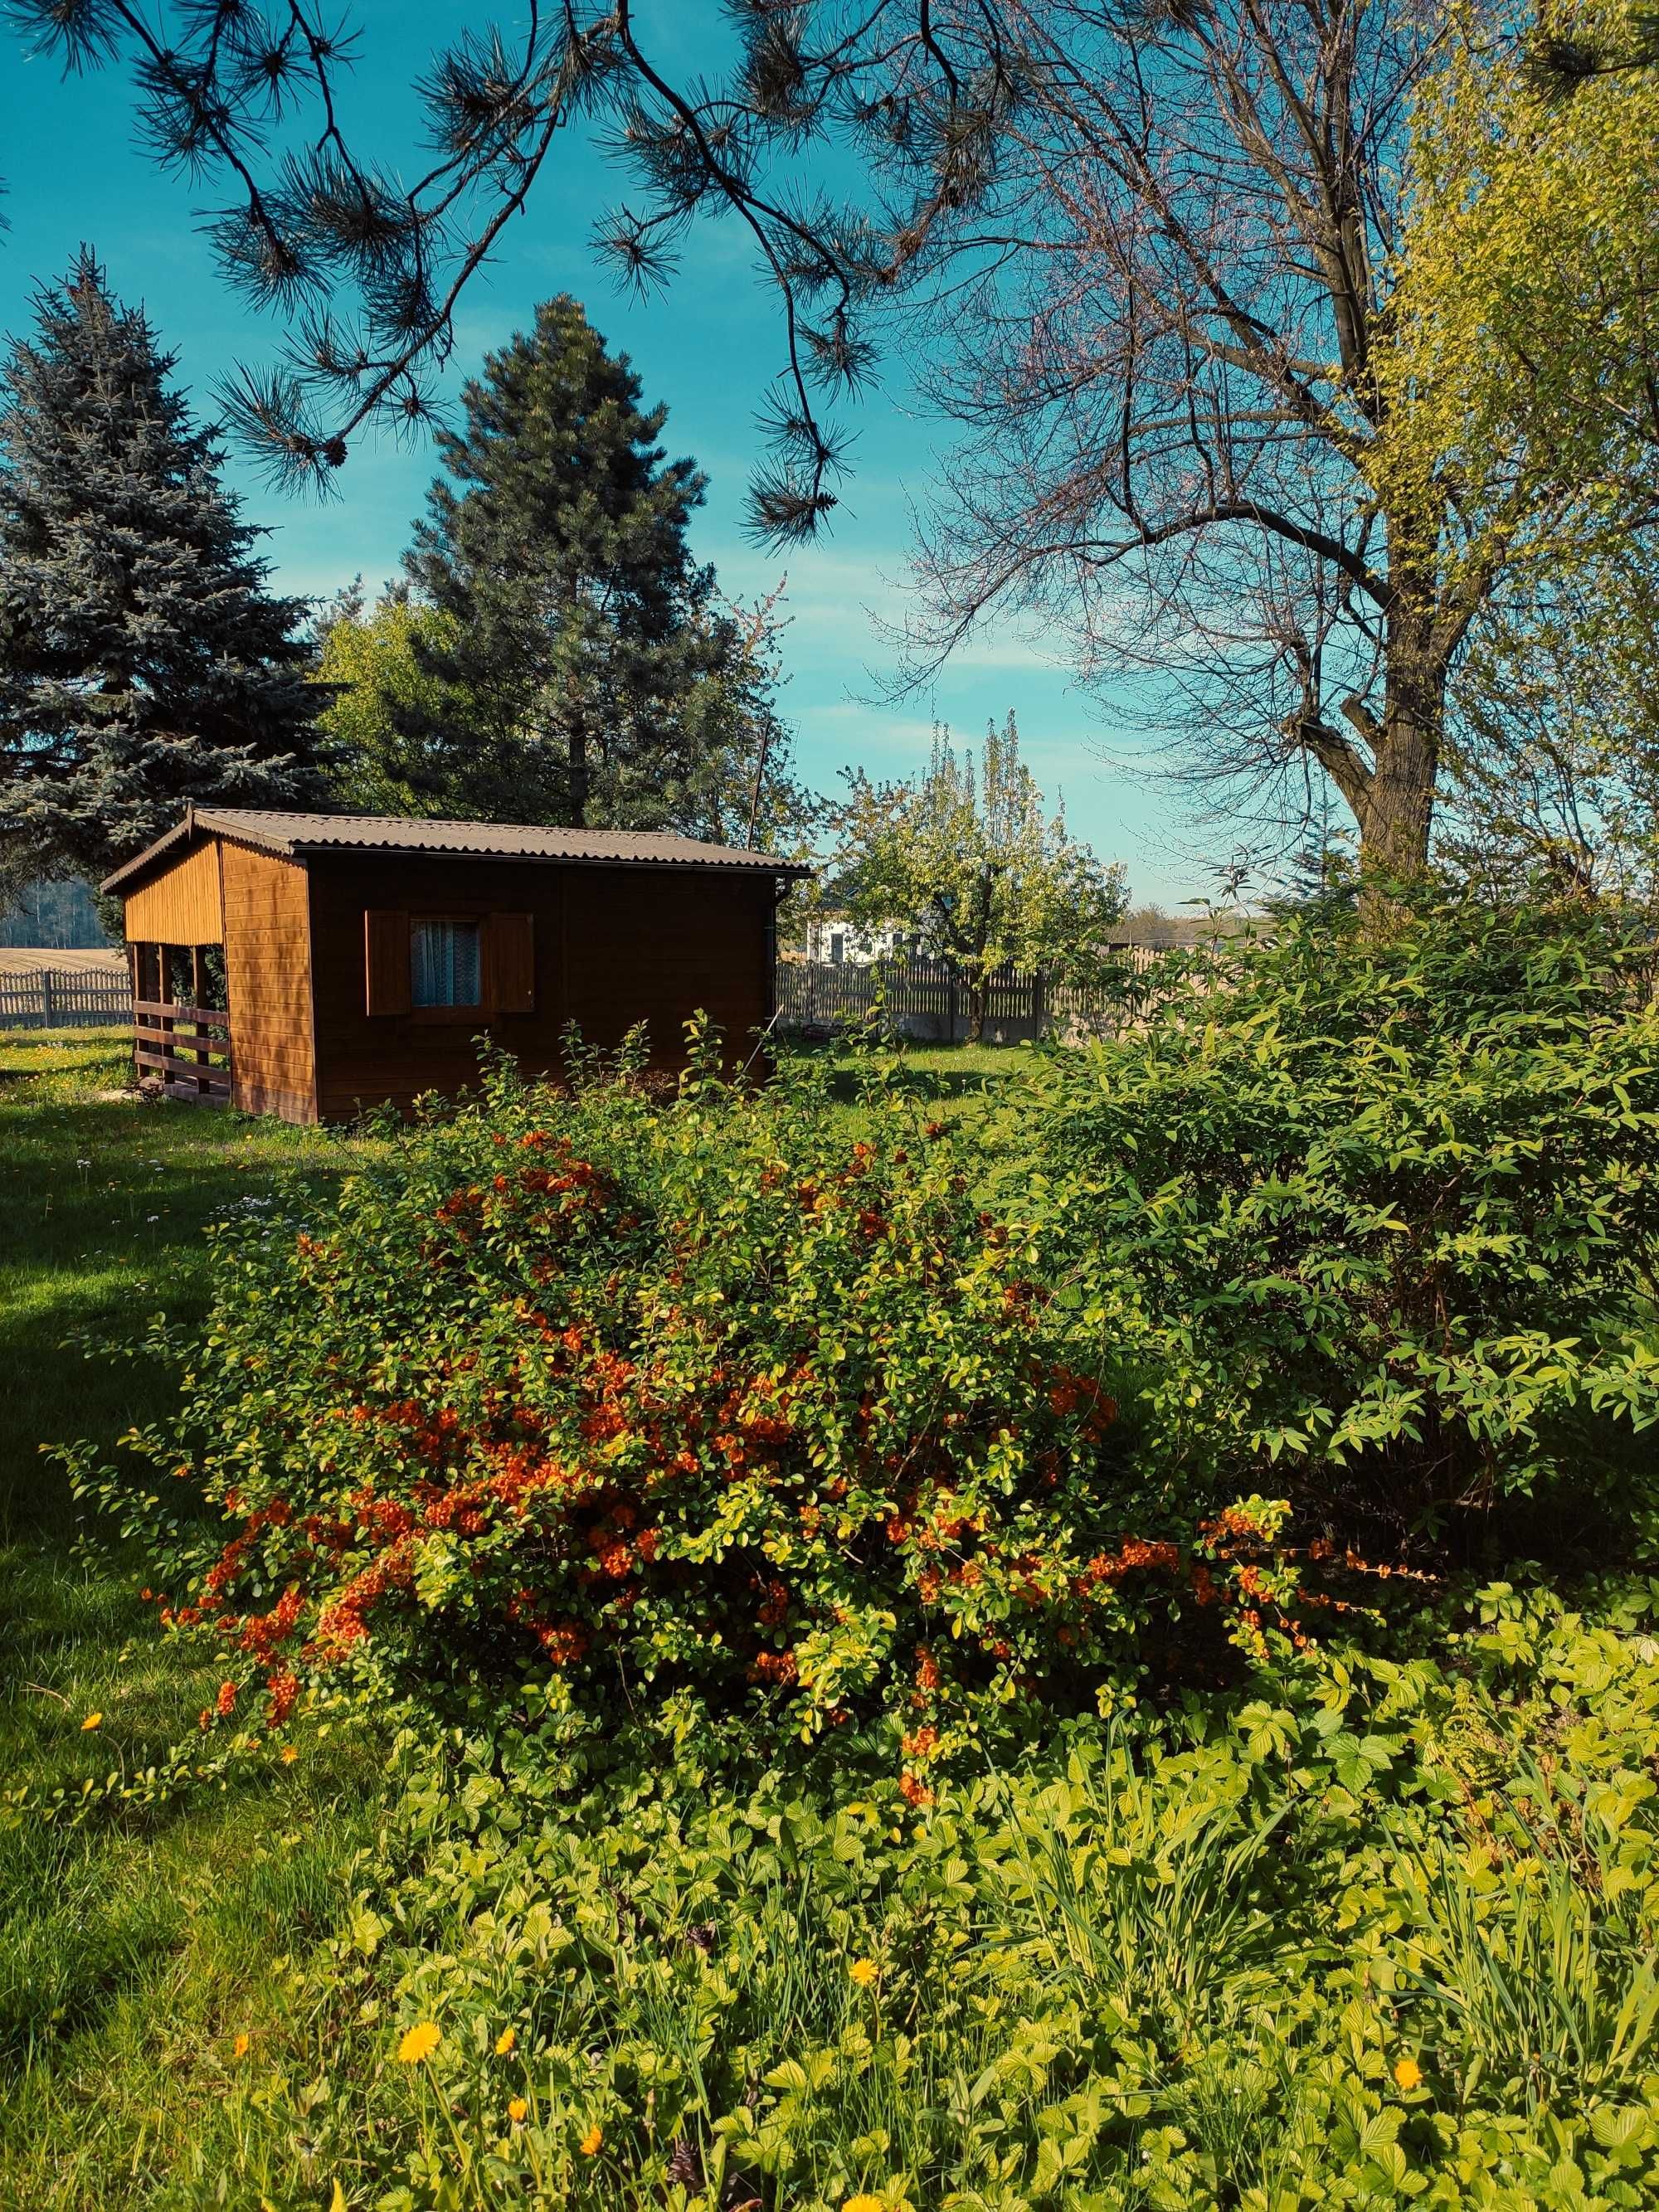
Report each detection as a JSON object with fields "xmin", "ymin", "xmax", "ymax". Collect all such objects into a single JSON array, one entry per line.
[
  {"xmin": 1030, "ymin": 965, "xmax": 1044, "ymax": 1039},
  {"xmin": 192, "ymin": 946, "xmax": 211, "ymax": 1098},
  {"xmin": 41, "ymin": 969, "xmax": 55, "ymax": 1027},
  {"xmin": 129, "ymin": 945, "xmax": 143, "ymax": 1081},
  {"xmin": 946, "ymin": 965, "xmax": 958, "ymax": 1043}
]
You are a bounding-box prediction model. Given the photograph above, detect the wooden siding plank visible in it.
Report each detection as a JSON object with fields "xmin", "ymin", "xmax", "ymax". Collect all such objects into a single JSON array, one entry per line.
[{"xmin": 219, "ymin": 839, "xmax": 318, "ymax": 1122}]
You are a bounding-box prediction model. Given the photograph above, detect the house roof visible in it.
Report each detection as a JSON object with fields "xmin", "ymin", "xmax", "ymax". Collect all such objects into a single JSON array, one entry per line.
[{"xmin": 101, "ymin": 805, "xmax": 812, "ymax": 893}]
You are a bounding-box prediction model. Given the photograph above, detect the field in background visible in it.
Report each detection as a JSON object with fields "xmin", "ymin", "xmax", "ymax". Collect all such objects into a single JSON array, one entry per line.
[{"xmin": 0, "ymin": 949, "xmax": 124, "ymax": 978}]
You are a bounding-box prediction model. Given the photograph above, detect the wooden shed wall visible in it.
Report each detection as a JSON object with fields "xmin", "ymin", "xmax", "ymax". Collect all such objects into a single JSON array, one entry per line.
[
  {"xmin": 122, "ymin": 839, "xmax": 225, "ymax": 945},
  {"xmin": 220, "ymin": 840, "xmax": 318, "ymax": 1122},
  {"xmin": 305, "ymin": 852, "xmax": 775, "ymax": 1121}
]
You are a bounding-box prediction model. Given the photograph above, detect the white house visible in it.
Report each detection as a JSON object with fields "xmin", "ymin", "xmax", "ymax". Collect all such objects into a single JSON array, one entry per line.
[{"xmin": 801, "ymin": 914, "xmax": 913, "ymax": 965}]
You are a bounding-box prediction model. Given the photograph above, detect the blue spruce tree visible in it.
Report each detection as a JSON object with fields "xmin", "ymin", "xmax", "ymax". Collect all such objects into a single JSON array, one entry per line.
[{"xmin": 0, "ymin": 251, "xmax": 328, "ymax": 896}]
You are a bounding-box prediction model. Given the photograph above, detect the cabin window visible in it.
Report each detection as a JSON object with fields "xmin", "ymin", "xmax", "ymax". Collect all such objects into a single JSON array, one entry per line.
[{"xmin": 411, "ymin": 918, "xmax": 482, "ymax": 1008}]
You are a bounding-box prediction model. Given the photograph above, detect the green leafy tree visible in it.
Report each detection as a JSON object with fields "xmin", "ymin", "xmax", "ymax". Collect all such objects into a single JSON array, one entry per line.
[
  {"xmin": 314, "ymin": 582, "xmax": 496, "ymax": 818},
  {"xmin": 401, "ymin": 296, "xmax": 764, "ymax": 832},
  {"xmin": 834, "ymin": 713, "xmax": 1128, "ymax": 1041},
  {"xmin": 1439, "ymin": 549, "xmax": 1659, "ymax": 908},
  {"xmin": 0, "ymin": 251, "xmax": 326, "ymax": 897}
]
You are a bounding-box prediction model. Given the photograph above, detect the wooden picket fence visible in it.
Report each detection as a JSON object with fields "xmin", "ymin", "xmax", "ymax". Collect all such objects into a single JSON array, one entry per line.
[
  {"xmin": 0, "ymin": 965, "xmax": 131, "ymax": 1029},
  {"xmin": 774, "ymin": 946, "xmax": 1171, "ymax": 1043}
]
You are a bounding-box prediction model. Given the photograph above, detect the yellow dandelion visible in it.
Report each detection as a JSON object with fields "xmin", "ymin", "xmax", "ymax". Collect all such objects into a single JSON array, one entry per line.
[
  {"xmin": 508, "ymin": 2096, "xmax": 529, "ymax": 2123},
  {"xmin": 232, "ymin": 2031, "xmax": 251, "ymax": 2058},
  {"xmin": 844, "ymin": 2196, "xmax": 887, "ymax": 2212},
  {"xmin": 80, "ymin": 1712, "xmax": 103, "ymax": 1731},
  {"xmin": 1394, "ymin": 2054, "xmax": 1423, "ymax": 2093},
  {"xmin": 280, "ymin": 1744, "xmax": 299, "ymax": 1765},
  {"xmin": 495, "ymin": 2025, "xmax": 516, "ymax": 2055},
  {"xmin": 849, "ymin": 1957, "xmax": 879, "ymax": 1988},
  {"xmin": 397, "ymin": 2021, "xmax": 441, "ymax": 2064},
  {"xmin": 579, "ymin": 2123, "xmax": 604, "ymax": 2156}
]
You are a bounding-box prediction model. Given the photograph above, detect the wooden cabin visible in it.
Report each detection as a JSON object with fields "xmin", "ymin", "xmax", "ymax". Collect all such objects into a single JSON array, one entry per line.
[{"xmin": 101, "ymin": 806, "xmax": 808, "ymax": 1124}]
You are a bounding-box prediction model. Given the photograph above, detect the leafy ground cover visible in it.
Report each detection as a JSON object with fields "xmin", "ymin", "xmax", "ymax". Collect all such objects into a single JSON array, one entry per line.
[{"xmin": 7, "ymin": 913, "xmax": 1659, "ymax": 2211}]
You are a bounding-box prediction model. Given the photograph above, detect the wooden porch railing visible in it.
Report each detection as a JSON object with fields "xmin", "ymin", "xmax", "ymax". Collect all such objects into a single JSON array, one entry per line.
[{"xmin": 133, "ymin": 997, "xmax": 233, "ymax": 1105}]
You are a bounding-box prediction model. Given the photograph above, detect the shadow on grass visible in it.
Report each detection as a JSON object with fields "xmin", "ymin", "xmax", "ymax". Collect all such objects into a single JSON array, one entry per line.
[{"xmin": 0, "ymin": 1038, "xmax": 368, "ymax": 1543}]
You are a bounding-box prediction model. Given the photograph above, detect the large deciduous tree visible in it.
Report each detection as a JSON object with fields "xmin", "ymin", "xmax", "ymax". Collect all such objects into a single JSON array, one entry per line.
[
  {"xmin": 0, "ymin": 252, "xmax": 325, "ymax": 895},
  {"xmin": 834, "ymin": 712, "xmax": 1129, "ymax": 1041},
  {"xmin": 13, "ymin": 4, "xmax": 1659, "ymax": 891},
  {"xmin": 893, "ymin": 2, "xmax": 1659, "ymax": 896}
]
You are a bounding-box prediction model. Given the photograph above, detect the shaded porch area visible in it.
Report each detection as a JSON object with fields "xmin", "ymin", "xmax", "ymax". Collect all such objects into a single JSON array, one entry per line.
[{"xmin": 128, "ymin": 941, "xmax": 232, "ymax": 1106}]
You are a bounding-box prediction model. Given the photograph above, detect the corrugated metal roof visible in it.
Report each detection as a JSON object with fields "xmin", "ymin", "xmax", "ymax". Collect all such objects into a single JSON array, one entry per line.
[{"xmin": 102, "ymin": 805, "xmax": 811, "ymax": 892}]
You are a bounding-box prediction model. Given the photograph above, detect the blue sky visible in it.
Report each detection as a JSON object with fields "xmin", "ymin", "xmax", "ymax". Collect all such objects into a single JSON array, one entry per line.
[{"xmin": 0, "ymin": 3, "xmax": 1228, "ymax": 908}]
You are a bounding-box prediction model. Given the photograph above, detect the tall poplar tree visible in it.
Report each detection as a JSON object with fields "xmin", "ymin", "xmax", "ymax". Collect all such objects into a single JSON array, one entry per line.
[
  {"xmin": 0, "ymin": 251, "xmax": 326, "ymax": 897},
  {"xmin": 401, "ymin": 295, "xmax": 738, "ymax": 830}
]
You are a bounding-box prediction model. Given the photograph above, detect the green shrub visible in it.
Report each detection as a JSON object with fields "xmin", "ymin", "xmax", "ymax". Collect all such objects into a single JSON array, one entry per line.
[
  {"xmin": 75, "ymin": 1030, "xmax": 1286, "ymax": 1775},
  {"xmin": 1030, "ymin": 901, "xmax": 1659, "ymax": 1550}
]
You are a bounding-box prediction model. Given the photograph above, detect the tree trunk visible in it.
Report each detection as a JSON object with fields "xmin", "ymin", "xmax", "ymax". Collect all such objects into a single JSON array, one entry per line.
[
  {"xmin": 1363, "ymin": 617, "xmax": 1445, "ymax": 887},
  {"xmin": 1321, "ymin": 567, "xmax": 1450, "ymax": 926},
  {"xmin": 966, "ymin": 978, "xmax": 986, "ymax": 1044},
  {"xmin": 568, "ymin": 721, "xmax": 588, "ymax": 829}
]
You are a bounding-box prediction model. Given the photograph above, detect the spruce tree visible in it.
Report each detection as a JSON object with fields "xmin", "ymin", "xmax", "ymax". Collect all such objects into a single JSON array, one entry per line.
[
  {"xmin": 0, "ymin": 251, "xmax": 327, "ymax": 895},
  {"xmin": 401, "ymin": 295, "xmax": 736, "ymax": 829}
]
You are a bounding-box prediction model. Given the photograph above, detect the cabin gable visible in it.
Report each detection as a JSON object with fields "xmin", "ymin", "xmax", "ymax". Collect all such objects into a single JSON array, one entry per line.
[{"xmin": 121, "ymin": 836, "xmax": 224, "ymax": 946}]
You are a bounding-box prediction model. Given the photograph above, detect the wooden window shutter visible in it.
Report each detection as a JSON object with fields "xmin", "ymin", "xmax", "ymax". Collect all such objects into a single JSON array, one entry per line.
[
  {"xmin": 364, "ymin": 910, "xmax": 411, "ymax": 1015},
  {"xmin": 483, "ymin": 912, "xmax": 535, "ymax": 1014}
]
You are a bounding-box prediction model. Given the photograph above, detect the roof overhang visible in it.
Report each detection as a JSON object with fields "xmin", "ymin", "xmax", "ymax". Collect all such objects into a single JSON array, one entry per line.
[{"xmin": 102, "ymin": 805, "xmax": 813, "ymax": 895}]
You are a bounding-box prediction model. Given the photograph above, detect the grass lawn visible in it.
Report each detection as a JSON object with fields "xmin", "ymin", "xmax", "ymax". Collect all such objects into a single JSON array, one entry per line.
[
  {"xmin": 0, "ymin": 1031, "xmax": 384, "ymax": 2208},
  {"xmin": 805, "ymin": 1036, "xmax": 1039, "ymax": 1096}
]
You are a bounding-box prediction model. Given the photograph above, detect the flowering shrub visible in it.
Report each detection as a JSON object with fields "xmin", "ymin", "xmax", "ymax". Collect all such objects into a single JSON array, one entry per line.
[{"xmin": 78, "ymin": 1030, "xmax": 1286, "ymax": 1760}]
